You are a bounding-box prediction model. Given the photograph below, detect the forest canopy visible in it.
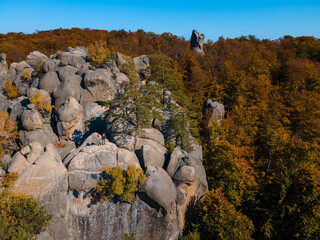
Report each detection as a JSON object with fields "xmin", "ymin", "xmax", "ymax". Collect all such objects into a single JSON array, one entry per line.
[{"xmin": 0, "ymin": 28, "xmax": 320, "ymax": 239}]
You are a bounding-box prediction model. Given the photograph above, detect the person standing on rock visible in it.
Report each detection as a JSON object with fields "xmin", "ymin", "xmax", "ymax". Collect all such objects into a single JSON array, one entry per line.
[
  {"xmin": 97, "ymin": 134, "xmax": 102, "ymax": 145},
  {"xmin": 102, "ymin": 133, "xmax": 107, "ymax": 145}
]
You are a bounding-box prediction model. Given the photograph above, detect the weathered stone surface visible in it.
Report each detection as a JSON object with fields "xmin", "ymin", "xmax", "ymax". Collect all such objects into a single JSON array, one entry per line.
[
  {"xmin": 19, "ymin": 124, "xmax": 58, "ymax": 147},
  {"xmin": 190, "ymin": 30, "xmax": 205, "ymax": 54},
  {"xmin": 0, "ymin": 53, "xmax": 8, "ymax": 75},
  {"xmin": 116, "ymin": 52, "xmax": 128, "ymax": 68},
  {"xmin": 8, "ymin": 152, "xmax": 31, "ymax": 174},
  {"xmin": 26, "ymin": 51, "xmax": 48, "ymax": 68},
  {"xmin": 20, "ymin": 145, "xmax": 30, "ymax": 156},
  {"xmin": 133, "ymin": 55, "xmax": 149, "ymax": 72},
  {"xmin": 166, "ymin": 146, "xmax": 188, "ymax": 177},
  {"xmin": 39, "ymin": 71, "xmax": 61, "ymax": 94},
  {"xmin": 79, "ymin": 90, "xmax": 107, "ymax": 121},
  {"xmin": 118, "ymin": 148, "xmax": 141, "ymax": 170},
  {"xmin": 43, "ymin": 59, "xmax": 60, "ymax": 72},
  {"xmin": 13, "ymin": 144, "xmax": 69, "ymax": 240},
  {"xmin": 21, "ymin": 109, "xmax": 43, "ymax": 131},
  {"xmin": 139, "ymin": 127, "xmax": 165, "ymax": 145},
  {"xmin": 135, "ymin": 138, "xmax": 167, "ymax": 169},
  {"xmin": 141, "ymin": 166, "xmax": 177, "ymax": 217},
  {"xmin": 67, "ymin": 143, "xmax": 118, "ymax": 192},
  {"xmin": 68, "ymin": 143, "xmax": 118, "ymax": 172},
  {"xmin": 67, "ymin": 194, "xmax": 180, "ymax": 240},
  {"xmin": 9, "ymin": 100, "xmax": 23, "ymax": 121},
  {"xmin": 13, "ymin": 67, "xmax": 34, "ymax": 95},
  {"xmin": 84, "ymin": 69, "xmax": 116, "ymax": 101},
  {"xmin": 0, "ymin": 95, "xmax": 9, "ymax": 112},
  {"xmin": 203, "ymin": 99, "xmax": 225, "ymax": 125},
  {"xmin": 27, "ymin": 142, "xmax": 44, "ymax": 163},
  {"xmin": 15, "ymin": 61, "xmax": 31, "ymax": 73},
  {"xmin": 53, "ymin": 76, "xmax": 82, "ymax": 109},
  {"xmin": 173, "ymin": 165, "xmax": 197, "ymax": 185},
  {"xmin": 109, "ymin": 133, "xmax": 135, "ymax": 151},
  {"xmin": 57, "ymin": 66, "xmax": 79, "ymax": 82},
  {"xmin": 115, "ymin": 72, "xmax": 130, "ymax": 85},
  {"xmin": 57, "ymin": 97, "xmax": 84, "ymax": 140},
  {"xmin": 57, "ymin": 50, "xmax": 86, "ymax": 69}
]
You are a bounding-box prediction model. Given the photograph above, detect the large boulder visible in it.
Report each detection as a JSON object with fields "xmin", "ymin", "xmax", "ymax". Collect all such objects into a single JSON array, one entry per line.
[
  {"xmin": 43, "ymin": 59, "xmax": 60, "ymax": 72},
  {"xmin": 141, "ymin": 166, "xmax": 177, "ymax": 217},
  {"xmin": 26, "ymin": 51, "xmax": 48, "ymax": 68},
  {"xmin": 173, "ymin": 165, "xmax": 197, "ymax": 185},
  {"xmin": 133, "ymin": 55, "xmax": 149, "ymax": 72},
  {"xmin": 118, "ymin": 148, "xmax": 141, "ymax": 170},
  {"xmin": 67, "ymin": 143, "xmax": 118, "ymax": 192},
  {"xmin": 108, "ymin": 133, "xmax": 135, "ymax": 151},
  {"xmin": 8, "ymin": 152, "xmax": 31, "ymax": 174},
  {"xmin": 57, "ymin": 48, "xmax": 86, "ymax": 69},
  {"xmin": 19, "ymin": 124, "xmax": 58, "ymax": 147},
  {"xmin": 53, "ymin": 74, "xmax": 82, "ymax": 108},
  {"xmin": 135, "ymin": 138, "xmax": 167, "ymax": 169},
  {"xmin": 84, "ymin": 69, "xmax": 117, "ymax": 101},
  {"xmin": 190, "ymin": 30, "xmax": 205, "ymax": 54},
  {"xmin": 79, "ymin": 89, "xmax": 107, "ymax": 121},
  {"xmin": 0, "ymin": 53, "xmax": 8, "ymax": 75},
  {"xmin": 57, "ymin": 66, "xmax": 79, "ymax": 82},
  {"xmin": 21, "ymin": 108, "xmax": 43, "ymax": 131},
  {"xmin": 0, "ymin": 95, "xmax": 9, "ymax": 112},
  {"xmin": 203, "ymin": 99, "xmax": 225, "ymax": 126},
  {"xmin": 139, "ymin": 128, "xmax": 165, "ymax": 146},
  {"xmin": 39, "ymin": 71, "xmax": 61, "ymax": 94},
  {"xmin": 15, "ymin": 61, "xmax": 31, "ymax": 73},
  {"xmin": 13, "ymin": 67, "xmax": 34, "ymax": 95},
  {"xmin": 13, "ymin": 144, "xmax": 69, "ymax": 240},
  {"xmin": 56, "ymin": 97, "xmax": 84, "ymax": 140},
  {"xmin": 166, "ymin": 146, "xmax": 188, "ymax": 177}
]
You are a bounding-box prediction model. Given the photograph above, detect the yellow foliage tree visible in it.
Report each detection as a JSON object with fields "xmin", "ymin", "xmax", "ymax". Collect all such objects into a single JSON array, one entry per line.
[
  {"xmin": 96, "ymin": 165, "xmax": 146, "ymax": 202},
  {"xmin": 4, "ymin": 80, "xmax": 20, "ymax": 99},
  {"xmin": 0, "ymin": 111, "xmax": 19, "ymax": 150},
  {"xmin": 29, "ymin": 92, "xmax": 53, "ymax": 117},
  {"xmin": 87, "ymin": 40, "xmax": 111, "ymax": 66}
]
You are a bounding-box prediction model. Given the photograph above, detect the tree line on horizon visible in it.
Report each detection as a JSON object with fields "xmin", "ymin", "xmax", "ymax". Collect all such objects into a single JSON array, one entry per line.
[{"xmin": 1, "ymin": 28, "xmax": 320, "ymax": 239}]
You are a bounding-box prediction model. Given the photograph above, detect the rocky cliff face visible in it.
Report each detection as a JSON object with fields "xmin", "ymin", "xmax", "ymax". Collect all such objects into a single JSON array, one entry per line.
[{"xmin": 0, "ymin": 46, "xmax": 208, "ymax": 240}]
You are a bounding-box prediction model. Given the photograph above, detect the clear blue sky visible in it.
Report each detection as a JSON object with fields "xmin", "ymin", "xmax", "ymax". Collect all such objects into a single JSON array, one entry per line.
[{"xmin": 1, "ymin": 0, "xmax": 319, "ymax": 42}]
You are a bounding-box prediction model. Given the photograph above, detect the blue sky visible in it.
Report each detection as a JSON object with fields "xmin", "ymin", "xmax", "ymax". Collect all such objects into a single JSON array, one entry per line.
[{"xmin": 1, "ymin": 0, "xmax": 319, "ymax": 42}]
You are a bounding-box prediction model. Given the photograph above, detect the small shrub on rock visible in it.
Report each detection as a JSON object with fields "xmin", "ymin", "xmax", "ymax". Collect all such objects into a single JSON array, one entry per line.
[
  {"xmin": 29, "ymin": 91, "xmax": 53, "ymax": 117},
  {"xmin": 22, "ymin": 70, "xmax": 31, "ymax": 79},
  {"xmin": 4, "ymin": 80, "xmax": 20, "ymax": 99},
  {"xmin": 96, "ymin": 165, "xmax": 145, "ymax": 203}
]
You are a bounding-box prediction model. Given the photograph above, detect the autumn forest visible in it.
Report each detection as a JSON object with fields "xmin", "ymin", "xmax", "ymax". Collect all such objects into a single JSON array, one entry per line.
[{"xmin": 1, "ymin": 28, "xmax": 320, "ymax": 239}]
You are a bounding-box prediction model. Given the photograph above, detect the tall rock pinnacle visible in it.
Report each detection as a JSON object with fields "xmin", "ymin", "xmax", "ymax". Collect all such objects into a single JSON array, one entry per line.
[{"xmin": 190, "ymin": 30, "xmax": 205, "ymax": 54}]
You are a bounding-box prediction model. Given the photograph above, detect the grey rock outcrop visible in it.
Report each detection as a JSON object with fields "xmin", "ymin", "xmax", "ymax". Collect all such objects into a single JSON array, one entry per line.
[
  {"xmin": 56, "ymin": 97, "xmax": 84, "ymax": 140},
  {"xmin": 43, "ymin": 59, "xmax": 60, "ymax": 72},
  {"xmin": 141, "ymin": 166, "xmax": 177, "ymax": 217},
  {"xmin": 19, "ymin": 124, "xmax": 58, "ymax": 147},
  {"xmin": 13, "ymin": 144, "xmax": 69, "ymax": 240},
  {"xmin": 21, "ymin": 108, "xmax": 43, "ymax": 131},
  {"xmin": 203, "ymin": 99, "xmax": 225, "ymax": 125},
  {"xmin": 26, "ymin": 51, "xmax": 48, "ymax": 68},
  {"xmin": 39, "ymin": 71, "xmax": 61, "ymax": 94},
  {"xmin": 190, "ymin": 30, "xmax": 205, "ymax": 54},
  {"xmin": 57, "ymin": 47, "xmax": 87, "ymax": 69},
  {"xmin": 139, "ymin": 127, "xmax": 165, "ymax": 145},
  {"xmin": 8, "ymin": 152, "xmax": 31, "ymax": 174},
  {"xmin": 0, "ymin": 53, "xmax": 8, "ymax": 75},
  {"xmin": 84, "ymin": 69, "xmax": 117, "ymax": 101},
  {"xmin": 135, "ymin": 138, "xmax": 167, "ymax": 169},
  {"xmin": 166, "ymin": 146, "xmax": 188, "ymax": 177},
  {"xmin": 67, "ymin": 143, "xmax": 118, "ymax": 192},
  {"xmin": 53, "ymin": 74, "xmax": 82, "ymax": 108}
]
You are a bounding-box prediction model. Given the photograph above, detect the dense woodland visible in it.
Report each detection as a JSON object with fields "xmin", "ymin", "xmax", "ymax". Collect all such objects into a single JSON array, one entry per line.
[{"xmin": 1, "ymin": 28, "xmax": 320, "ymax": 239}]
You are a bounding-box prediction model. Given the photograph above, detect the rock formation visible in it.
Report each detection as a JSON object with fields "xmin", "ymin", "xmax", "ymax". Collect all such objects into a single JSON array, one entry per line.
[
  {"xmin": 190, "ymin": 30, "xmax": 205, "ymax": 54},
  {"xmin": 0, "ymin": 47, "xmax": 208, "ymax": 240}
]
